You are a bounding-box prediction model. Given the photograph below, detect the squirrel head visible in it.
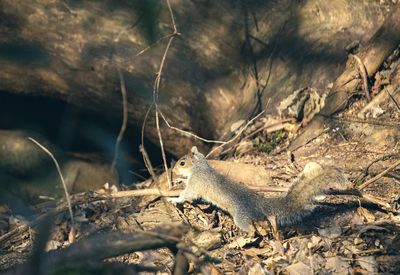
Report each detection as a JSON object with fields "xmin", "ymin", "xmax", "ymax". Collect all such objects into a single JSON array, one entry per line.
[{"xmin": 173, "ymin": 146, "xmax": 208, "ymax": 180}]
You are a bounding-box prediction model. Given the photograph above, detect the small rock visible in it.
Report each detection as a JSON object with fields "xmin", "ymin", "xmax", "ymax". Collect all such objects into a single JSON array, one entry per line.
[{"xmin": 286, "ymin": 261, "xmax": 312, "ymax": 275}]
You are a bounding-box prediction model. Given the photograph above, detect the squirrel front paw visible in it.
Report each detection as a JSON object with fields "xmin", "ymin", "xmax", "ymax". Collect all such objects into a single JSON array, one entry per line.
[{"xmin": 167, "ymin": 197, "xmax": 185, "ymax": 204}]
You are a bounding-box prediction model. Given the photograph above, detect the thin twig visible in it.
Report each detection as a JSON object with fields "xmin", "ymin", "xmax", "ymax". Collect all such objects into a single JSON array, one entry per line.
[
  {"xmin": 155, "ymin": 109, "xmax": 172, "ymax": 189},
  {"xmin": 140, "ymin": 103, "xmax": 154, "ymax": 161},
  {"xmin": 139, "ymin": 144, "xmax": 159, "ymax": 182},
  {"xmin": 110, "ymin": 189, "xmax": 182, "ymax": 198},
  {"xmin": 129, "ymin": 170, "xmax": 148, "ymax": 180},
  {"xmin": 165, "ymin": 0, "xmax": 178, "ymax": 33},
  {"xmin": 135, "ymin": 33, "xmax": 177, "ymax": 57},
  {"xmin": 28, "ymin": 138, "xmax": 74, "ymax": 224},
  {"xmin": 352, "ymin": 54, "xmax": 371, "ymax": 102},
  {"xmin": 111, "ymin": 68, "xmax": 129, "ymax": 173},
  {"xmin": 159, "ymin": 111, "xmax": 225, "ymax": 144},
  {"xmin": 355, "ymin": 152, "xmax": 400, "ymax": 183},
  {"xmin": 243, "ymin": 118, "xmax": 294, "ymax": 141},
  {"xmin": 151, "ymin": 0, "xmax": 180, "ymax": 189},
  {"xmin": 206, "ymin": 110, "xmax": 265, "ymax": 158},
  {"xmin": 134, "ymin": 4, "xmax": 181, "ymax": 57},
  {"xmin": 114, "ymin": 12, "xmax": 145, "ymax": 42},
  {"xmin": 386, "ymin": 86, "xmax": 400, "ymax": 112},
  {"xmin": 358, "ymin": 159, "xmax": 400, "ymax": 190}
]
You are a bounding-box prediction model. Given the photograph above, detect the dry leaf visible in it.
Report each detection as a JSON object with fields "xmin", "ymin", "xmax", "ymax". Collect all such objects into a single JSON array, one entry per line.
[
  {"xmin": 325, "ymin": 256, "xmax": 350, "ymax": 273},
  {"xmin": 242, "ymin": 247, "xmax": 271, "ymax": 257},
  {"xmin": 357, "ymin": 256, "xmax": 378, "ymax": 273},
  {"xmin": 286, "ymin": 261, "xmax": 312, "ymax": 275},
  {"xmin": 68, "ymin": 225, "xmax": 76, "ymax": 244},
  {"xmin": 356, "ymin": 207, "xmax": 376, "ymax": 223},
  {"xmin": 228, "ymin": 236, "xmax": 259, "ymax": 249}
]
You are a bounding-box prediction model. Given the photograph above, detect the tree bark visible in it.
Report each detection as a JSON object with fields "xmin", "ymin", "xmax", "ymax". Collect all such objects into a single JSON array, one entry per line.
[
  {"xmin": 289, "ymin": 4, "xmax": 400, "ymax": 151},
  {"xmin": 0, "ymin": 0, "xmax": 394, "ymax": 155}
]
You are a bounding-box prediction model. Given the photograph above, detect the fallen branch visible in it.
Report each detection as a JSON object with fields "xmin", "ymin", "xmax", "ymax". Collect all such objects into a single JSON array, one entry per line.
[
  {"xmin": 108, "ymin": 185, "xmax": 287, "ymax": 199},
  {"xmin": 6, "ymin": 226, "xmax": 188, "ymax": 275},
  {"xmin": 362, "ymin": 193, "xmax": 391, "ymax": 209}
]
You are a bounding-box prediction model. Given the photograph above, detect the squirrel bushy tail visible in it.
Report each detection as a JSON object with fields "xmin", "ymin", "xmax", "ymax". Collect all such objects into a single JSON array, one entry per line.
[{"xmin": 261, "ymin": 163, "xmax": 348, "ymax": 226}]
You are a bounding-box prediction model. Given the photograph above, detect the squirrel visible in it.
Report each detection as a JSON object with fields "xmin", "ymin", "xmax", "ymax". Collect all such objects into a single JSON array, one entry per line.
[{"xmin": 169, "ymin": 146, "xmax": 348, "ymax": 232}]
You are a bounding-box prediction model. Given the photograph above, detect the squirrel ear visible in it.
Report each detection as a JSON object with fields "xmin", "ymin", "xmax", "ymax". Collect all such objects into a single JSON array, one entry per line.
[
  {"xmin": 190, "ymin": 146, "xmax": 204, "ymax": 160},
  {"xmin": 191, "ymin": 146, "xmax": 198, "ymax": 154}
]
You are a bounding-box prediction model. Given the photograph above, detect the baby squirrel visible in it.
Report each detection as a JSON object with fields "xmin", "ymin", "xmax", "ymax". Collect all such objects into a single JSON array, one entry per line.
[{"xmin": 169, "ymin": 147, "xmax": 348, "ymax": 232}]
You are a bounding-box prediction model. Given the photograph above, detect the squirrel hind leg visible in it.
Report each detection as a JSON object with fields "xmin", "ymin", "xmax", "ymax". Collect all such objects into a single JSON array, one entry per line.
[{"xmin": 233, "ymin": 214, "xmax": 253, "ymax": 232}]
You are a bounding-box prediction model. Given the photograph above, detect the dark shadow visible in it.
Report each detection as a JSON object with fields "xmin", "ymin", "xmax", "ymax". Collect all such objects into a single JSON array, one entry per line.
[
  {"xmin": 0, "ymin": 91, "xmax": 168, "ymax": 183},
  {"xmin": 0, "ymin": 42, "xmax": 50, "ymax": 66}
]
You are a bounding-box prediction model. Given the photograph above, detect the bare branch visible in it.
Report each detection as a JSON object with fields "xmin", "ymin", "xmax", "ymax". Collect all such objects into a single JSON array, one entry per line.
[
  {"xmin": 150, "ymin": 0, "xmax": 180, "ymax": 189},
  {"xmin": 206, "ymin": 110, "xmax": 265, "ymax": 158}
]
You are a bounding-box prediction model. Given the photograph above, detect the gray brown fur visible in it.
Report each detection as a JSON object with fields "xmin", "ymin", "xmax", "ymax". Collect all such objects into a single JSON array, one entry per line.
[{"xmin": 170, "ymin": 147, "xmax": 348, "ymax": 232}]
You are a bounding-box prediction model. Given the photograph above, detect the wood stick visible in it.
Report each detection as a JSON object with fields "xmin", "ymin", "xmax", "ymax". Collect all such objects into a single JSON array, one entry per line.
[
  {"xmin": 362, "ymin": 193, "xmax": 391, "ymax": 209},
  {"xmin": 358, "ymin": 159, "xmax": 400, "ymax": 190},
  {"xmin": 109, "ymin": 185, "xmax": 288, "ymax": 199}
]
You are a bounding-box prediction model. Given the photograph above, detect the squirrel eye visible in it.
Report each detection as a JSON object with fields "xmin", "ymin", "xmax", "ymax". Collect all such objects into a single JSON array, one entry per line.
[{"xmin": 179, "ymin": 161, "xmax": 186, "ymax": 166}]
